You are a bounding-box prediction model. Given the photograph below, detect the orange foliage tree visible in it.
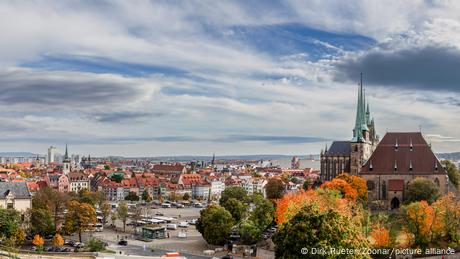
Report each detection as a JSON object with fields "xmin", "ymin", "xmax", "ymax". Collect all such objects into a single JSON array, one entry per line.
[
  {"xmin": 404, "ymin": 200, "xmax": 434, "ymax": 247},
  {"xmin": 336, "ymin": 173, "xmax": 368, "ymax": 203},
  {"xmin": 32, "ymin": 234, "xmax": 44, "ymax": 247},
  {"xmin": 275, "ymin": 188, "xmax": 351, "ymax": 225},
  {"xmin": 370, "ymin": 224, "xmax": 391, "ymax": 248},
  {"xmin": 431, "ymin": 193, "xmax": 460, "ymax": 243},
  {"xmin": 320, "ymin": 178, "xmax": 358, "ymax": 202},
  {"xmin": 52, "ymin": 233, "xmax": 64, "ymax": 247}
]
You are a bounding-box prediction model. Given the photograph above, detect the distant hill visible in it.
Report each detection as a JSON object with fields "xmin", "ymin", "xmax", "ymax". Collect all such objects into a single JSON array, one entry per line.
[
  {"xmin": 0, "ymin": 152, "xmax": 37, "ymax": 157},
  {"xmin": 437, "ymin": 152, "xmax": 460, "ymax": 161}
]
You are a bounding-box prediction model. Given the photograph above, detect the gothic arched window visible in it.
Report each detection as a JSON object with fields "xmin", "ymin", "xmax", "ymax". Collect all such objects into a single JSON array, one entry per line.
[{"xmin": 381, "ymin": 181, "xmax": 387, "ymax": 200}]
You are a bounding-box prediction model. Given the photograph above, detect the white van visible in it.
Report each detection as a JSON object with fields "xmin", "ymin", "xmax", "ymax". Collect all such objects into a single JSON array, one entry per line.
[{"xmin": 166, "ymin": 224, "xmax": 177, "ymax": 230}]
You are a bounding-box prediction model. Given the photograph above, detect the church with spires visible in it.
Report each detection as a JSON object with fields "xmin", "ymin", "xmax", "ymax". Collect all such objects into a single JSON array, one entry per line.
[
  {"xmin": 320, "ymin": 74, "xmax": 379, "ymax": 181},
  {"xmin": 320, "ymin": 75, "xmax": 452, "ymax": 209}
]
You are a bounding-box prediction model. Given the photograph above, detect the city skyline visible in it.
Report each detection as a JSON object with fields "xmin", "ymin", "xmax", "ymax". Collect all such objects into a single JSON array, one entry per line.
[{"xmin": 1, "ymin": 1, "xmax": 460, "ymax": 156}]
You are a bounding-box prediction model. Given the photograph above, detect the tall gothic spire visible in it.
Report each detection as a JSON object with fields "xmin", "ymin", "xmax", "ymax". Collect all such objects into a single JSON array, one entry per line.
[
  {"xmin": 64, "ymin": 143, "xmax": 69, "ymax": 159},
  {"xmin": 352, "ymin": 73, "xmax": 369, "ymax": 142}
]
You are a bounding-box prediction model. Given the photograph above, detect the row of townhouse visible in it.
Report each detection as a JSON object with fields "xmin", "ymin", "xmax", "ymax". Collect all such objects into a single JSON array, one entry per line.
[{"xmin": 44, "ymin": 171, "xmax": 91, "ymax": 192}]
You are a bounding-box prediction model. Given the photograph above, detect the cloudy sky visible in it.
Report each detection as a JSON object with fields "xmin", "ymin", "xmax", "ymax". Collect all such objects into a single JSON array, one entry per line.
[{"xmin": 0, "ymin": 0, "xmax": 459, "ymax": 156}]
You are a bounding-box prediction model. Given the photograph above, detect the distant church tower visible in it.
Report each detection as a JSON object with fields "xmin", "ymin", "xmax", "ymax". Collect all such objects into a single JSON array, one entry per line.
[
  {"xmin": 350, "ymin": 74, "xmax": 378, "ymax": 175},
  {"xmin": 63, "ymin": 144, "xmax": 71, "ymax": 174}
]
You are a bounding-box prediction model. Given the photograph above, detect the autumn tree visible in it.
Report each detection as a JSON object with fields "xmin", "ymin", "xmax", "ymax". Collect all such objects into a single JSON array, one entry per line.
[
  {"xmin": 117, "ymin": 202, "xmax": 129, "ymax": 232},
  {"xmin": 336, "ymin": 173, "xmax": 368, "ymax": 203},
  {"xmin": 370, "ymin": 225, "xmax": 391, "ymax": 248},
  {"xmin": 265, "ymin": 178, "xmax": 286, "ymax": 200},
  {"xmin": 196, "ymin": 205, "xmax": 234, "ymax": 246},
  {"xmin": 52, "ymin": 233, "xmax": 64, "ymax": 247},
  {"xmin": 273, "ymin": 205, "xmax": 370, "ymax": 259},
  {"xmin": 64, "ymin": 200, "xmax": 96, "ymax": 242},
  {"xmin": 32, "ymin": 234, "xmax": 44, "ymax": 248},
  {"xmin": 406, "ymin": 177, "xmax": 440, "ymax": 204},
  {"xmin": 403, "ymin": 200, "xmax": 434, "ymax": 247},
  {"xmin": 431, "ymin": 193, "xmax": 460, "ymax": 243},
  {"xmin": 320, "ymin": 178, "xmax": 358, "ymax": 202},
  {"xmin": 219, "ymin": 186, "xmax": 247, "ymax": 205}
]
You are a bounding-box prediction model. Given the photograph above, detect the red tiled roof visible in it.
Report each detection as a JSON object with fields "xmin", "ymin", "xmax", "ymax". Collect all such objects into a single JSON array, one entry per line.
[
  {"xmin": 361, "ymin": 132, "xmax": 446, "ymax": 175},
  {"xmin": 152, "ymin": 164, "xmax": 184, "ymax": 172}
]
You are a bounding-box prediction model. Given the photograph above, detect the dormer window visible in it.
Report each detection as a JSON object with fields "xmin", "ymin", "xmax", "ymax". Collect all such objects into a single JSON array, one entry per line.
[
  {"xmin": 434, "ymin": 161, "xmax": 438, "ymax": 171},
  {"xmin": 409, "ymin": 160, "xmax": 413, "ymax": 172},
  {"xmin": 394, "ymin": 160, "xmax": 398, "ymax": 172},
  {"xmin": 395, "ymin": 139, "xmax": 399, "ymax": 151},
  {"xmin": 369, "ymin": 160, "xmax": 373, "ymax": 171},
  {"xmin": 409, "ymin": 138, "xmax": 413, "ymax": 151}
]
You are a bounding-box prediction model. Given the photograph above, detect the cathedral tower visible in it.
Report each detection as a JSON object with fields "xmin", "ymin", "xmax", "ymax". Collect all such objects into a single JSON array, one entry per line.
[
  {"xmin": 63, "ymin": 144, "xmax": 71, "ymax": 174},
  {"xmin": 350, "ymin": 74, "xmax": 378, "ymax": 175}
]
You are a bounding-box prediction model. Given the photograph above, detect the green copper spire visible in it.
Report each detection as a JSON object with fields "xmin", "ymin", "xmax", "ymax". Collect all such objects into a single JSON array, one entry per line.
[{"xmin": 352, "ymin": 73, "xmax": 369, "ymax": 142}]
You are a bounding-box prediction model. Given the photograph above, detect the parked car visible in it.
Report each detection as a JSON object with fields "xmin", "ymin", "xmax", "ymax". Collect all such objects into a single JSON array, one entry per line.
[
  {"xmin": 222, "ymin": 255, "xmax": 234, "ymax": 259},
  {"xmin": 155, "ymin": 212, "xmax": 164, "ymax": 216},
  {"xmin": 63, "ymin": 247, "xmax": 73, "ymax": 252},
  {"xmin": 30, "ymin": 246, "xmax": 37, "ymax": 251},
  {"xmin": 178, "ymin": 221, "xmax": 188, "ymax": 228},
  {"xmin": 188, "ymin": 219, "xmax": 197, "ymax": 225},
  {"xmin": 118, "ymin": 240, "xmax": 128, "ymax": 246},
  {"xmin": 166, "ymin": 224, "xmax": 178, "ymax": 230}
]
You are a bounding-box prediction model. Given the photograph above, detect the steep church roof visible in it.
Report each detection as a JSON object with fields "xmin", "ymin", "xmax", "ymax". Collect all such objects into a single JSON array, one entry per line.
[
  {"xmin": 361, "ymin": 132, "xmax": 446, "ymax": 175},
  {"xmin": 326, "ymin": 141, "xmax": 351, "ymax": 155}
]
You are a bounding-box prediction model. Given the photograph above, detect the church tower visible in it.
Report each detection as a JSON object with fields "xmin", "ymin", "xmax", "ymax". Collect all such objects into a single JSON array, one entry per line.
[
  {"xmin": 350, "ymin": 74, "xmax": 377, "ymax": 175},
  {"xmin": 63, "ymin": 144, "xmax": 71, "ymax": 174}
]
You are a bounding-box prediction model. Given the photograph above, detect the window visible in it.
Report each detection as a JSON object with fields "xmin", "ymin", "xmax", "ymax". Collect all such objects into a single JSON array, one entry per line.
[
  {"xmin": 367, "ymin": 180, "xmax": 375, "ymax": 190},
  {"xmin": 7, "ymin": 202, "xmax": 13, "ymax": 209},
  {"xmin": 434, "ymin": 178, "xmax": 440, "ymax": 187},
  {"xmin": 381, "ymin": 181, "xmax": 387, "ymax": 199}
]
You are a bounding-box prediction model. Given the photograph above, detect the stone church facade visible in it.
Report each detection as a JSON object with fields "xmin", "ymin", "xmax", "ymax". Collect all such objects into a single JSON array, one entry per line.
[{"xmin": 360, "ymin": 132, "xmax": 450, "ymax": 209}]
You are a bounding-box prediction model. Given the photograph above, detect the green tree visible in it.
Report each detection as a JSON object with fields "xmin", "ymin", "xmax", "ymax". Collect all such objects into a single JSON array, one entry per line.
[
  {"xmin": 86, "ymin": 237, "xmax": 105, "ymax": 252},
  {"xmin": 441, "ymin": 160, "xmax": 459, "ymax": 188},
  {"xmin": 117, "ymin": 202, "xmax": 129, "ymax": 232},
  {"xmin": 29, "ymin": 208, "xmax": 55, "ymax": 236},
  {"xmin": 303, "ymin": 179, "xmax": 312, "ymax": 190},
  {"xmin": 221, "ymin": 198, "xmax": 247, "ymax": 222},
  {"xmin": 141, "ymin": 190, "xmax": 152, "ymax": 202},
  {"xmin": 32, "ymin": 187, "xmax": 68, "ymax": 232},
  {"xmin": 249, "ymin": 193, "xmax": 275, "ymax": 230},
  {"xmin": 64, "ymin": 200, "xmax": 97, "ymax": 242},
  {"xmin": 273, "ymin": 205, "xmax": 370, "ymax": 259},
  {"xmin": 219, "ymin": 186, "xmax": 247, "ymax": 205},
  {"xmin": 239, "ymin": 220, "xmax": 261, "ymax": 245},
  {"xmin": 265, "ymin": 178, "xmax": 285, "ymax": 199},
  {"xmin": 0, "ymin": 208, "xmax": 21, "ymax": 238},
  {"xmin": 125, "ymin": 191, "xmax": 139, "ymax": 201},
  {"xmin": 196, "ymin": 205, "xmax": 234, "ymax": 246},
  {"xmin": 100, "ymin": 202, "xmax": 111, "ymax": 226},
  {"xmin": 182, "ymin": 192, "xmax": 190, "ymax": 201},
  {"xmin": 406, "ymin": 177, "xmax": 440, "ymax": 204}
]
